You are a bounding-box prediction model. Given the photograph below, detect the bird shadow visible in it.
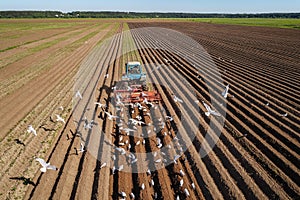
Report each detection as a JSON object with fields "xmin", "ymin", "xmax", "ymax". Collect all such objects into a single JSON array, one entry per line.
[
  {"xmin": 14, "ymin": 139, "xmax": 25, "ymax": 146},
  {"xmin": 69, "ymin": 148, "xmax": 78, "ymax": 156},
  {"xmin": 10, "ymin": 176, "xmax": 35, "ymax": 186}
]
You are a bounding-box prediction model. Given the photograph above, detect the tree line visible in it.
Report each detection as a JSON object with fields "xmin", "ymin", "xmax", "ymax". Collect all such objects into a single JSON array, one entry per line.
[{"xmin": 0, "ymin": 11, "xmax": 299, "ymax": 18}]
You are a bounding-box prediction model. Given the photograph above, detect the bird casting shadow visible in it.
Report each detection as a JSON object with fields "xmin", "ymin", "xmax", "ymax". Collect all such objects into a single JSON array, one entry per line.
[{"xmin": 10, "ymin": 177, "xmax": 35, "ymax": 186}]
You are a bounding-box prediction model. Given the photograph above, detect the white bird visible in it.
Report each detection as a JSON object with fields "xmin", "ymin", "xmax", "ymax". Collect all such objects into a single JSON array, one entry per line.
[
  {"xmin": 27, "ymin": 125, "xmax": 37, "ymax": 136},
  {"xmin": 116, "ymin": 147, "xmax": 126, "ymax": 155},
  {"xmin": 141, "ymin": 183, "xmax": 145, "ymax": 190},
  {"xmin": 147, "ymin": 169, "xmax": 151, "ymax": 175},
  {"xmin": 179, "ymin": 179, "xmax": 184, "ymax": 187},
  {"xmin": 83, "ymin": 120, "xmax": 95, "ymax": 130},
  {"xmin": 57, "ymin": 106, "xmax": 64, "ymax": 111},
  {"xmin": 174, "ymin": 155, "xmax": 180, "ymax": 164},
  {"xmin": 123, "ymin": 128, "xmax": 136, "ymax": 135},
  {"xmin": 112, "ymin": 155, "xmax": 116, "ymax": 160},
  {"xmin": 136, "ymin": 115, "xmax": 142, "ymax": 121},
  {"xmin": 94, "ymin": 102, "xmax": 106, "ymax": 109},
  {"xmin": 191, "ymin": 182, "xmax": 195, "ymax": 190},
  {"xmin": 281, "ymin": 113, "xmax": 288, "ymax": 117},
  {"xmin": 75, "ymin": 90, "xmax": 82, "ymax": 99},
  {"xmin": 119, "ymin": 165, "xmax": 124, "ymax": 171},
  {"xmin": 35, "ymin": 158, "xmax": 57, "ymax": 172},
  {"xmin": 222, "ymin": 84, "xmax": 230, "ymax": 98},
  {"xmin": 136, "ymin": 140, "xmax": 140, "ymax": 146},
  {"xmin": 156, "ymin": 137, "xmax": 161, "ymax": 145},
  {"xmin": 120, "ymin": 191, "xmax": 126, "ymax": 198},
  {"xmin": 155, "ymin": 159, "xmax": 161, "ymax": 163},
  {"xmin": 179, "ymin": 169, "xmax": 185, "ymax": 177},
  {"xmin": 131, "ymin": 158, "xmax": 138, "ymax": 164},
  {"xmin": 112, "ymin": 166, "xmax": 116, "ymax": 174},
  {"xmin": 184, "ymin": 188, "xmax": 190, "ymax": 197},
  {"xmin": 104, "ymin": 73, "xmax": 109, "ymax": 78},
  {"xmin": 130, "ymin": 192, "xmax": 135, "ymax": 199},
  {"xmin": 55, "ymin": 114, "xmax": 65, "ymax": 124},
  {"xmin": 176, "ymin": 195, "xmax": 180, "ymax": 200},
  {"xmin": 100, "ymin": 162, "xmax": 107, "ymax": 169},
  {"xmin": 135, "ymin": 120, "xmax": 145, "ymax": 126},
  {"xmin": 151, "ymin": 179, "xmax": 155, "ymax": 186},
  {"xmin": 104, "ymin": 111, "xmax": 119, "ymax": 120},
  {"xmin": 166, "ymin": 116, "xmax": 174, "ymax": 121},
  {"xmin": 265, "ymin": 102, "xmax": 269, "ymax": 106},
  {"xmin": 203, "ymin": 101, "xmax": 221, "ymax": 117},
  {"xmin": 79, "ymin": 142, "xmax": 85, "ymax": 153},
  {"xmin": 174, "ymin": 95, "xmax": 183, "ymax": 103}
]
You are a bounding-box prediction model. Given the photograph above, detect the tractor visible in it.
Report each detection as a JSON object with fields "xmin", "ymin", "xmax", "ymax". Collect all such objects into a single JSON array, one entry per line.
[{"xmin": 114, "ymin": 61, "xmax": 161, "ymax": 104}]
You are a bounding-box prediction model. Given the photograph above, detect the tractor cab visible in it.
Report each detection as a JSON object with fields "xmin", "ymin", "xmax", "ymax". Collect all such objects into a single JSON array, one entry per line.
[{"xmin": 122, "ymin": 61, "xmax": 146, "ymax": 83}]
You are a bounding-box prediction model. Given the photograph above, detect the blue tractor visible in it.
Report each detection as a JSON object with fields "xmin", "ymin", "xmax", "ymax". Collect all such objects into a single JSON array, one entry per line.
[{"xmin": 121, "ymin": 61, "xmax": 146, "ymax": 84}]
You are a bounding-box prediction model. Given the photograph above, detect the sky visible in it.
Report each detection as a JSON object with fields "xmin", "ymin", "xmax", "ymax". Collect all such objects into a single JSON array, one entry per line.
[{"xmin": 1, "ymin": 0, "xmax": 299, "ymax": 13}]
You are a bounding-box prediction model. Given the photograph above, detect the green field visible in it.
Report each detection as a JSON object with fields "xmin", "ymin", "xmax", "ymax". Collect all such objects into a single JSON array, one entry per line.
[{"xmin": 172, "ymin": 18, "xmax": 300, "ymax": 29}]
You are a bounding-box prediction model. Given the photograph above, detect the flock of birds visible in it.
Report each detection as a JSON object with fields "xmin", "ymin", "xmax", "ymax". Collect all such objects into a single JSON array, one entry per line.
[
  {"xmin": 25, "ymin": 108, "xmax": 67, "ymax": 172},
  {"xmin": 21, "ymin": 69, "xmax": 289, "ymax": 199}
]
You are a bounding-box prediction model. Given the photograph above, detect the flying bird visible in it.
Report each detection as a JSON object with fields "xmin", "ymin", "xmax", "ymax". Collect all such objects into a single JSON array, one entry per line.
[
  {"xmin": 179, "ymin": 179, "xmax": 184, "ymax": 187},
  {"xmin": 184, "ymin": 188, "xmax": 190, "ymax": 197},
  {"xmin": 75, "ymin": 90, "xmax": 83, "ymax": 99},
  {"xmin": 79, "ymin": 143, "xmax": 85, "ymax": 153},
  {"xmin": 35, "ymin": 158, "xmax": 57, "ymax": 172},
  {"xmin": 222, "ymin": 84, "xmax": 230, "ymax": 98},
  {"xmin": 147, "ymin": 169, "xmax": 151, "ymax": 175},
  {"xmin": 100, "ymin": 162, "xmax": 107, "ymax": 169},
  {"xmin": 104, "ymin": 111, "xmax": 119, "ymax": 121},
  {"xmin": 280, "ymin": 113, "xmax": 288, "ymax": 117},
  {"xmin": 130, "ymin": 192, "xmax": 135, "ymax": 199},
  {"xmin": 55, "ymin": 114, "xmax": 65, "ymax": 124},
  {"xmin": 173, "ymin": 155, "xmax": 180, "ymax": 164},
  {"xmin": 119, "ymin": 191, "xmax": 126, "ymax": 198},
  {"xmin": 191, "ymin": 182, "xmax": 195, "ymax": 190},
  {"xmin": 94, "ymin": 102, "xmax": 106, "ymax": 109},
  {"xmin": 27, "ymin": 125, "xmax": 37, "ymax": 136},
  {"xmin": 179, "ymin": 169, "xmax": 185, "ymax": 177},
  {"xmin": 202, "ymin": 101, "xmax": 221, "ymax": 117},
  {"xmin": 166, "ymin": 115, "xmax": 174, "ymax": 121},
  {"xmin": 173, "ymin": 95, "xmax": 183, "ymax": 103},
  {"xmin": 151, "ymin": 179, "xmax": 155, "ymax": 186}
]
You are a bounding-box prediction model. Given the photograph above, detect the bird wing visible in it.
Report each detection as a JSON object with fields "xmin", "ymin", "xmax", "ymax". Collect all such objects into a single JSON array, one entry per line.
[
  {"xmin": 203, "ymin": 102, "xmax": 211, "ymax": 112},
  {"xmin": 46, "ymin": 165, "xmax": 57, "ymax": 170},
  {"xmin": 36, "ymin": 158, "xmax": 47, "ymax": 167},
  {"xmin": 156, "ymin": 138, "xmax": 161, "ymax": 144},
  {"xmin": 222, "ymin": 85, "xmax": 229, "ymax": 97},
  {"xmin": 211, "ymin": 110, "xmax": 221, "ymax": 116},
  {"xmin": 174, "ymin": 155, "xmax": 180, "ymax": 161}
]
